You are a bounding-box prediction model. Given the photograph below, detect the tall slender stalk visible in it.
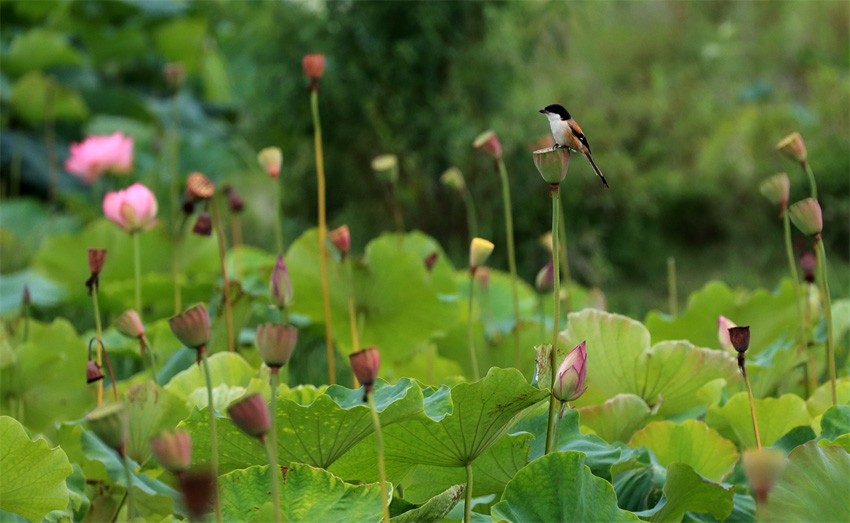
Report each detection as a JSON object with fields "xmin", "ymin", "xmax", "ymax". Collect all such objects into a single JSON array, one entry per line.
[
  {"xmin": 200, "ymin": 347, "xmax": 223, "ymax": 523},
  {"xmin": 464, "ymin": 463, "xmax": 474, "ymax": 523},
  {"xmin": 667, "ymin": 257, "xmax": 678, "ymax": 318},
  {"xmin": 496, "ymin": 160, "xmax": 521, "ymax": 369},
  {"xmin": 267, "ymin": 368, "xmax": 282, "ymax": 523},
  {"xmin": 783, "ymin": 212, "xmax": 813, "ymax": 390},
  {"xmin": 544, "ymin": 184, "xmax": 561, "ymax": 455},
  {"xmin": 802, "ymin": 161, "xmax": 817, "ymax": 200},
  {"xmin": 210, "ymin": 200, "xmax": 234, "ymax": 352},
  {"xmin": 92, "ymin": 290, "xmax": 104, "ymax": 405},
  {"xmin": 815, "ymin": 238, "xmax": 836, "ymax": 405},
  {"xmin": 367, "ymin": 392, "xmax": 390, "ymax": 523},
  {"xmin": 45, "ymin": 84, "xmax": 58, "ymax": 203},
  {"xmin": 122, "ymin": 453, "xmax": 135, "ymax": 519},
  {"xmin": 273, "ymin": 179, "xmax": 284, "ymax": 254},
  {"xmin": 232, "ymin": 213, "xmax": 243, "ymax": 279},
  {"xmin": 389, "ymin": 181, "xmax": 405, "ymax": 233},
  {"xmin": 346, "ymin": 261, "xmax": 361, "ymax": 387},
  {"xmin": 170, "ymin": 89, "xmax": 182, "ymax": 313},
  {"xmin": 741, "ymin": 363, "xmax": 762, "ymax": 451},
  {"xmin": 141, "ymin": 335, "xmax": 158, "ymax": 384},
  {"xmin": 10, "ymin": 133, "xmax": 22, "ymax": 198},
  {"xmin": 467, "ymin": 273, "xmax": 480, "ymax": 381},
  {"xmin": 460, "ymin": 188, "xmax": 479, "ymax": 240},
  {"xmin": 557, "ymin": 202, "xmax": 572, "ymax": 314},
  {"xmin": 133, "ymin": 234, "xmax": 142, "ymax": 317},
  {"xmin": 311, "ymin": 89, "xmax": 335, "ymax": 384}
]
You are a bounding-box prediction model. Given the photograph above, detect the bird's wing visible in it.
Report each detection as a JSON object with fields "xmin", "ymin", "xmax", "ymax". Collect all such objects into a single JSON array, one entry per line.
[{"xmin": 568, "ymin": 121, "xmax": 591, "ymax": 154}]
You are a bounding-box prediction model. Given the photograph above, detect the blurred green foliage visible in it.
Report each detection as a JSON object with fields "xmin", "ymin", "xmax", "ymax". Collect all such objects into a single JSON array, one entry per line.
[{"xmin": 1, "ymin": 0, "xmax": 847, "ymax": 316}]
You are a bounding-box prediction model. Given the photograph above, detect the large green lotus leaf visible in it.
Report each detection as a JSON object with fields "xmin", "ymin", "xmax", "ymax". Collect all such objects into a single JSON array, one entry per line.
[
  {"xmin": 820, "ymin": 405, "xmax": 850, "ymax": 442},
  {"xmin": 398, "ymin": 231, "xmax": 458, "ymax": 296},
  {"xmin": 644, "ymin": 280, "xmax": 797, "ymax": 356},
  {"xmin": 640, "ymin": 463, "xmax": 735, "ymax": 523},
  {"xmin": 628, "ymin": 420, "xmax": 739, "ymax": 482},
  {"xmin": 386, "ymin": 344, "xmax": 464, "ymax": 386},
  {"xmin": 579, "ymin": 394, "xmax": 653, "ymax": 444},
  {"xmin": 707, "ymin": 392, "xmax": 810, "ymax": 448},
  {"xmin": 182, "ymin": 378, "xmax": 423, "ymax": 473},
  {"xmin": 286, "ymin": 229, "xmax": 459, "ymax": 361},
  {"xmin": 377, "ymin": 368, "xmax": 548, "ymax": 468},
  {"xmin": 125, "ymin": 382, "xmax": 190, "ymax": 464},
  {"xmin": 766, "ymin": 441, "xmax": 850, "ymax": 521},
  {"xmin": 744, "ymin": 335, "xmax": 806, "ymax": 398},
  {"xmin": 9, "ymin": 71, "xmax": 88, "ymax": 123},
  {"xmin": 391, "ymin": 484, "xmax": 463, "ymax": 523},
  {"xmin": 491, "ymin": 451, "xmax": 639, "ymax": 522},
  {"xmin": 0, "ymin": 269, "xmax": 67, "ymax": 315},
  {"xmin": 0, "ymin": 416, "xmax": 72, "ymax": 523},
  {"xmin": 807, "ymin": 377, "xmax": 850, "ymax": 418},
  {"xmin": 0, "ymin": 319, "xmax": 88, "ymax": 433},
  {"xmin": 2, "ymin": 28, "xmax": 81, "ymax": 76},
  {"xmin": 164, "ymin": 352, "xmax": 259, "ymax": 409},
  {"xmin": 219, "ymin": 463, "xmax": 386, "ymax": 523}
]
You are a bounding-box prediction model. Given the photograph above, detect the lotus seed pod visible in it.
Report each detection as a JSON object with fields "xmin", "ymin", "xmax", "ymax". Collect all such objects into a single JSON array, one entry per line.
[
  {"xmin": 302, "ymin": 53, "xmax": 326, "ymax": 80},
  {"xmin": 469, "ymin": 238, "xmax": 495, "ymax": 270},
  {"xmin": 255, "ymin": 323, "xmax": 298, "ymax": 368},
  {"xmin": 258, "ymin": 147, "xmax": 283, "ymax": 178},
  {"xmin": 115, "ymin": 310, "xmax": 145, "ymax": 340},
  {"xmin": 86, "ymin": 360, "xmax": 104, "ymax": 384},
  {"xmin": 86, "ymin": 402, "xmax": 128, "ymax": 453},
  {"xmin": 228, "ymin": 393, "xmax": 270, "ymax": 439},
  {"xmin": 186, "ymin": 172, "xmax": 215, "ymax": 200},
  {"xmin": 788, "ymin": 198, "xmax": 823, "ymax": 237},
  {"xmin": 150, "ymin": 429, "xmax": 192, "ymax": 473},
  {"xmin": 473, "ymin": 130, "xmax": 502, "ymax": 159},
  {"xmin": 728, "ymin": 326, "xmax": 750, "ymax": 354},
  {"xmin": 168, "ymin": 303, "xmax": 210, "ymax": 349},
  {"xmin": 759, "ymin": 173, "xmax": 790, "ymax": 210},
  {"xmin": 552, "ymin": 341, "xmax": 588, "ymax": 402},
  {"xmin": 88, "ymin": 248, "xmax": 107, "ymax": 276},
  {"xmin": 179, "ymin": 469, "xmax": 215, "ymax": 520},
  {"xmin": 440, "ymin": 167, "xmax": 466, "ymax": 192},
  {"xmin": 776, "ymin": 132, "xmax": 807, "ymax": 163},
  {"xmin": 192, "ymin": 211, "xmax": 212, "ymax": 237},
  {"xmin": 532, "ymin": 147, "xmax": 571, "ymax": 185}
]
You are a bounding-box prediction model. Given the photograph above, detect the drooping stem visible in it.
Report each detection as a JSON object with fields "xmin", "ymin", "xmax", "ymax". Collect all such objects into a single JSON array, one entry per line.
[
  {"xmin": 273, "ymin": 178, "xmax": 284, "ymax": 254},
  {"xmin": 92, "ymin": 288, "xmax": 104, "ymax": 406},
  {"xmin": 467, "ymin": 272, "xmax": 480, "ymax": 381},
  {"xmin": 741, "ymin": 363, "xmax": 762, "ymax": 451},
  {"xmin": 558, "ymin": 201, "xmax": 572, "ymax": 314},
  {"xmin": 783, "ymin": 212, "xmax": 814, "ymax": 391},
  {"xmin": 464, "ymin": 463, "xmax": 474, "ymax": 523},
  {"xmin": 667, "ymin": 257, "xmax": 678, "ymax": 318},
  {"xmin": 496, "ymin": 159, "xmax": 521, "ymax": 369},
  {"xmin": 367, "ymin": 392, "xmax": 390, "ymax": 523},
  {"xmin": 170, "ymin": 89, "xmax": 182, "ymax": 313},
  {"xmin": 267, "ymin": 368, "xmax": 282, "ymax": 523},
  {"xmin": 815, "ymin": 238, "xmax": 836, "ymax": 405},
  {"xmin": 200, "ymin": 347, "xmax": 223, "ymax": 523},
  {"xmin": 122, "ymin": 452, "xmax": 135, "ymax": 519},
  {"xmin": 802, "ymin": 161, "xmax": 818, "ymax": 200},
  {"xmin": 45, "ymin": 84, "xmax": 58, "ymax": 203},
  {"xmin": 545, "ymin": 185, "xmax": 562, "ymax": 455},
  {"xmin": 133, "ymin": 233, "xmax": 142, "ymax": 316},
  {"xmin": 211, "ymin": 199, "xmax": 234, "ymax": 352},
  {"xmin": 311, "ymin": 89, "xmax": 335, "ymax": 385},
  {"xmin": 460, "ymin": 188, "xmax": 479, "ymax": 240}
]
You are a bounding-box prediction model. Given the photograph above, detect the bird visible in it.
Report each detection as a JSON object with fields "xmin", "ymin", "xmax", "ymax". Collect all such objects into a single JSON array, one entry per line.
[{"xmin": 539, "ymin": 104, "xmax": 609, "ymax": 188}]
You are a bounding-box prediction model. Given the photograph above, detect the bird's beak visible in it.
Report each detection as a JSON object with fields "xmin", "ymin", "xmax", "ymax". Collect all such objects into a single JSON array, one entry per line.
[{"xmin": 539, "ymin": 109, "xmax": 546, "ymax": 114}]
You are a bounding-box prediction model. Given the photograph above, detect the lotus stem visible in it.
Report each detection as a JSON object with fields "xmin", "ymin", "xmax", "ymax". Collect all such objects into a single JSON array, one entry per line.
[
  {"xmin": 545, "ymin": 184, "xmax": 561, "ymax": 455},
  {"xmin": 141, "ymin": 335, "xmax": 158, "ymax": 384},
  {"xmin": 267, "ymin": 368, "xmax": 282, "ymax": 523},
  {"xmin": 558, "ymin": 201, "xmax": 572, "ymax": 314},
  {"xmin": 210, "ymin": 199, "xmax": 234, "ymax": 352},
  {"xmin": 122, "ymin": 452, "xmax": 135, "ymax": 519},
  {"xmin": 200, "ymin": 346, "xmax": 223, "ymax": 523},
  {"xmin": 93, "ymin": 338, "xmax": 119, "ymax": 403},
  {"xmin": 346, "ymin": 260, "xmax": 361, "ymax": 387},
  {"xmin": 667, "ymin": 257, "xmax": 678, "ymax": 318},
  {"xmin": 311, "ymin": 89, "xmax": 335, "ymax": 385},
  {"xmin": 390, "ymin": 181, "xmax": 405, "ymax": 234},
  {"xmin": 741, "ymin": 362, "xmax": 762, "ymax": 451},
  {"xmin": 783, "ymin": 212, "xmax": 814, "ymax": 391},
  {"xmin": 815, "ymin": 238, "xmax": 836, "ymax": 405},
  {"xmin": 170, "ymin": 89, "xmax": 182, "ymax": 313},
  {"xmin": 367, "ymin": 391, "xmax": 390, "ymax": 523},
  {"xmin": 495, "ymin": 159, "xmax": 521, "ymax": 369},
  {"xmin": 464, "ymin": 463, "xmax": 474, "ymax": 523},
  {"xmin": 538, "ymin": 296, "xmax": 546, "ymax": 341},
  {"xmin": 45, "ymin": 84, "xmax": 58, "ymax": 203},
  {"xmin": 802, "ymin": 161, "xmax": 817, "ymax": 200},
  {"xmin": 133, "ymin": 233, "xmax": 142, "ymax": 316},
  {"xmin": 467, "ymin": 271, "xmax": 480, "ymax": 381},
  {"xmin": 92, "ymin": 286, "xmax": 104, "ymax": 406},
  {"xmin": 460, "ymin": 187, "xmax": 479, "ymax": 240},
  {"xmin": 232, "ymin": 213, "xmax": 243, "ymax": 279},
  {"xmin": 273, "ymin": 178, "xmax": 284, "ymax": 254}
]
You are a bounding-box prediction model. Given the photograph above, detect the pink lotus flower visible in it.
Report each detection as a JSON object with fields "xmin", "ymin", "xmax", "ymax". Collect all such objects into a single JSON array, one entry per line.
[
  {"xmin": 717, "ymin": 316, "xmax": 737, "ymax": 354},
  {"xmin": 552, "ymin": 341, "xmax": 587, "ymax": 403},
  {"xmin": 103, "ymin": 183, "xmax": 158, "ymax": 233},
  {"xmin": 65, "ymin": 132, "xmax": 134, "ymax": 184}
]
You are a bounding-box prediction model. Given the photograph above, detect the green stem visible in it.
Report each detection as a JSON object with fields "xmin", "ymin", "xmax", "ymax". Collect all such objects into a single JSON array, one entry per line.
[
  {"xmin": 390, "ymin": 181, "xmax": 405, "ymax": 234},
  {"xmin": 133, "ymin": 233, "xmax": 142, "ymax": 316},
  {"xmin": 141, "ymin": 336, "xmax": 158, "ymax": 385},
  {"xmin": 460, "ymin": 188, "xmax": 479, "ymax": 240},
  {"xmin": 545, "ymin": 185, "xmax": 561, "ymax": 455},
  {"xmin": 667, "ymin": 257, "xmax": 678, "ymax": 318},
  {"xmin": 816, "ymin": 239, "xmax": 836, "ymax": 405},
  {"xmin": 273, "ymin": 178, "xmax": 284, "ymax": 254},
  {"xmin": 783, "ymin": 213, "xmax": 813, "ymax": 390},
  {"xmin": 201, "ymin": 348, "xmax": 223, "ymax": 523},
  {"xmin": 741, "ymin": 364, "xmax": 762, "ymax": 451},
  {"xmin": 45, "ymin": 84, "xmax": 58, "ymax": 203},
  {"xmin": 468, "ymin": 273, "xmax": 480, "ymax": 381},
  {"xmin": 93, "ymin": 290, "xmax": 104, "ymax": 406},
  {"xmin": 267, "ymin": 368, "xmax": 282, "ymax": 523},
  {"xmin": 211, "ymin": 199, "xmax": 234, "ymax": 352},
  {"xmin": 122, "ymin": 452, "xmax": 135, "ymax": 519},
  {"xmin": 803, "ymin": 161, "xmax": 818, "ymax": 200},
  {"xmin": 496, "ymin": 159, "xmax": 521, "ymax": 369},
  {"xmin": 367, "ymin": 392, "xmax": 390, "ymax": 523},
  {"xmin": 538, "ymin": 296, "xmax": 546, "ymax": 341},
  {"xmin": 558, "ymin": 201, "xmax": 572, "ymax": 314},
  {"xmin": 464, "ymin": 463, "xmax": 474, "ymax": 523},
  {"xmin": 311, "ymin": 88, "xmax": 335, "ymax": 385}
]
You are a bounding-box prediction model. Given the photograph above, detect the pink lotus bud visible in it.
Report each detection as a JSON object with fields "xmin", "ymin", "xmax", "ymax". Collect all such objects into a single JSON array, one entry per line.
[
  {"xmin": 742, "ymin": 448, "xmax": 786, "ymax": 504},
  {"xmin": 302, "ymin": 53, "xmax": 326, "ymax": 81},
  {"xmin": 469, "ymin": 238, "xmax": 495, "ymax": 271},
  {"xmin": 86, "ymin": 360, "xmax": 104, "ymax": 384},
  {"xmin": 179, "ymin": 469, "xmax": 214, "ymax": 520},
  {"xmin": 65, "ymin": 132, "xmax": 134, "ymax": 184},
  {"xmin": 224, "ymin": 186, "xmax": 244, "ymax": 213},
  {"xmin": 86, "ymin": 402, "xmax": 128, "ymax": 454},
  {"xmin": 227, "ymin": 394, "xmax": 270, "ymax": 440},
  {"xmin": 102, "ymin": 183, "xmax": 158, "ymax": 234},
  {"xmin": 535, "ymin": 261, "xmax": 555, "ymax": 293},
  {"xmin": 255, "ymin": 323, "xmax": 298, "ymax": 368},
  {"xmin": 192, "ymin": 211, "xmax": 212, "ymax": 237},
  {"xmin": 150, "ymin": 430, "xmax": 192, "ymax": 473},
  {"xmin": 168, "ymin": 303, "xmax": 210, "ymax": 349},
  {"xmin": 269, "ymin": 256, "xmax": 293, "ymax": 309},
  {"xmin": 552, "ymin": 341, "xmax": 588, "ymax": 403},
  {"xmin": 717, "ymin": 316, "xmax": 737, "ymax": 353},
  {"xmin": 788, "ymin": 198, "xmax": 823, "ymax": 237},
  {"xmin": 349, "ymin": 346, "xmax": 380, "ymax": 401},
  {"xmin": 328, "ymin": 225, "xmax": 351, "ymax": 258},
  {"xmin": 424, "ymin": 252, "xmax": 439, "ymax": 273},
  {"xmin": 186, "ymin": 172, "xmax": 215, "ymax": 200},
  {"xmin": 800, "ymin": 252, "xmax": 816, "ymax": 283},
  {"xmin": 115, "ymin": 310, "xmax": 144, "ymax": 340},
  {"xmin": 257, "ymin": 147, "xmax": 283, "ymax": 178},
  {"xmin": 532, "ymin": 147, "xmax": 571, "ymax": 185},
  {"xmin": 776, "ymin": 132, "xmax": 807, "ymax": 163},
  {"xmin": 371, "ymin": 154, "xmax": 399, "ymax": 183},
  {"xmin": 728, "ymin": 326, "xmax": 750, "ymax": 354},
  {"xmin": 440, "ymin": 167, "xmax": 466, "ymax": 192},
  {"xmin": 473, "ymin": 130, "xmax": 502, "ymax": 159},
  {"xmin": 759, "ymin": 173, "xmax": 790, "ymax": 210}
]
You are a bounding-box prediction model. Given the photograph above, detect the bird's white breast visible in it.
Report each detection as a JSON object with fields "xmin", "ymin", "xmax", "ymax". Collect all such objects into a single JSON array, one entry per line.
[{"xmin": 546, "ymin": 114, "xmax": 569, "ymax": 146}]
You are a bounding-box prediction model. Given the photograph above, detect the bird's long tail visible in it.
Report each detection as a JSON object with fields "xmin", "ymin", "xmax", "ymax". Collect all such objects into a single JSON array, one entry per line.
[{"xmin": 584, "ymin": 153, "xmax": 609, "ymax": 188}]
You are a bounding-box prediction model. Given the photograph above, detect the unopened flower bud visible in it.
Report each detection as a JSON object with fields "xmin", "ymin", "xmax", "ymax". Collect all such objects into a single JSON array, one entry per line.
[
  {"xmin": 302, "ymin": 53, "xmax": 326, "ymax": 80},
  {"xmin": 469, "ymin": 237, "xmax": 495, "ymax": 271},
  {"xmin": 742, "ymin": 448, "xmax": 786, "ymax": 504},
  {"xmin": 192, "ymin": 211, "xmax": 212, "ymax": 237},
  {"xmin": 186, "ymin": 172, "xmax": 215, "ymax": 201},
  {"xmin": 115, "ymin": 310, "xmax": 144, "ymax": 340},
  {"xmin": 349, "ymin": 346, "xmax": 380, "ymax": 401},
  {"xmin": 258, "ymin": 147, "xmax": 283, "ymax": 178},
  {"xmin": 86, "ymin": 402, "xmax": 127, "ymax": 454},
  {"xmin": 86, "ymin": 360, "xmax": 104, "ymax": 384},
  {"xmin": 776, "ymin": 132, "xmax": 807, "ymax": 163},
  {"xmin": 269, "ymin": 256, "xmax": 293, "ymax": 308},
  {"xmin": 717, "ymin": 316, "xmax": 737, "ymax": 354},
  {"xmin": 228, "ymin": 394, "xmax": 270, "ymax": 440},
  {"xmin": 552, "ymin": 341, "xmax": 588, "ymax": 404},
  {"xmin": 150, "ymin": 430, "xmax": 192, "ymax": 473},
  {"xmin": 759, "ymin": 173, "xmax": 790, "ymax": 212},
  {"xmin": 532, "ymin": 147, "xmax": 571, "ymax": 185},
  {"xmin": 329, "ymin": 225, "xmax": 351, "ymax": 258},
  {"xmin": 535, "ymin": 261, "xmax": 555, "ymax": 293},
  {"xmin": 255, "ymin": 323, "xmax": 298, "ymax": 368},
  {"xmin": 440, "ymin": 167, "xmax": 466, "ymax": 192},
  {"xmin": 788, "ymin": 198, "xmax": 823, "ymax": 237},
  {"xmin": 424, "ymin": 252, "xmax": 439, "ymax": 273},
  {"xmin": 179, "ymin": 469, "xmax": 214, "ymax": 520},
  {"xmin": 800, "ymin": 252, "xmax": 816, "ymax": 283},
  {"xmin": 473, "ymin": 130, "xmax": 502, "ymax": 159},
  {"xmin": 168, "ymin": 303, "xmax": 210, "ymax": 349},
  {"xmin": 371, "ymin": 154, "xmax": 399, "ymax": 184},
  {"xmin": 224, "ymin": 186, "xmax": 244, "ymax": 213}
]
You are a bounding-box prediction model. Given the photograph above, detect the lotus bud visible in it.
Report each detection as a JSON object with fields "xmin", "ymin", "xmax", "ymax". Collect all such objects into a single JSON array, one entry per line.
[
  {"xmin": 269, "ymin": 256, "xmax": 293, "ymax": 308},
  {"xmin": 424, "ymin": 251, "xmax": 439, "ymax": 273},
  {"xmin": 258, "ymin": 147, "xmax": 283, "ymax": 178},
  {"xmin": 535, "ymin": 261, "xmax": 555, "ymax": 293},
  {"xmin": 164, "ymin": 62, "xmax": 186, "ymax": 89},
  {"xmin": 192, "ymin": 211, "xmax": 212, "ymax": 237},
  {"xmin": 759, "ymin": 173, "xmax": 790, "ymax": 212},
  {"xmin": 86, "ymin": 360, "xmax": 104, "ymax": 384},
  {"xmin": 168, "ymin": 303, "xmax": 210, "ymax": 349},
  {"xmin": 350, "ymin": 346, "xmax": 380, "ymax": 401},
  {"xmin": 329, "ymin": 225, "xmax": 351, "ymax": 259},
  {"xmin": 179, "ymin": 469, "xmax": 214, "ymax": 520},
  {"xmin": 532, "ymin": 147, "xmax": 571, "ymax": 185},
  {"xmin": 472, "ymin": 130, "xmax": 502, "ymax": 159},
  {"xmin": 475, "ymin": 267, "xmax": 491, "ymax": 288},
  {"xmin": 302, "ymin": 53, "xmax": 326, "ymax": 81},
  {"xmin": 224, "ymin": 186, "xmax": 244, "ymax": 213},
  {"xmin": 552, "ymin": 341, "xmax": 588, "ymax": 404},
  {"xmin": 150, "ymin": 430, "xmax": 192, "ymax": 473},
  {"xmin": 788, "ymin": 198, "xmax": 823, "ymax": 237},
  {"xmin": 800, "ymin": 252, "xmax": 816, "ymax": 283},
  {"xmin": 86, "ymin": 402, "xmax": 128, "ymax": 454},
  {"xmin": 228, "ymin": 393, "xmax": 270, "ymax": 440},
  {"xmin": 717, "ymin": 316, "xmax": 737, "ymax": 353},
  {"xmin": 255, "ymin": 323, "xmax": 298, "ymax": 369},
  {"xmin": 776, "ymin": 132, "xmax": 807, "ymax": 163},
  {"xmin": 115, "ymin": 310, "xmax": 144, "ymax": 340},
  {"xmin": 186, "ymin": 172, "xmax": 215, "ymax": 201},
  {"xmin": 440, "ymin": 167, "xmax": 466, "ymax": 192},
  {"xmin": 469, "ymin": 237, "xmax": 495, "ymax": 272},
  {"xmin": 371, "ymin": 154, "xmax": 399, "ymax": 184},
  {"xmin": 742, "ymin": 448, "xmax": 786, "ymax": 504}
]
